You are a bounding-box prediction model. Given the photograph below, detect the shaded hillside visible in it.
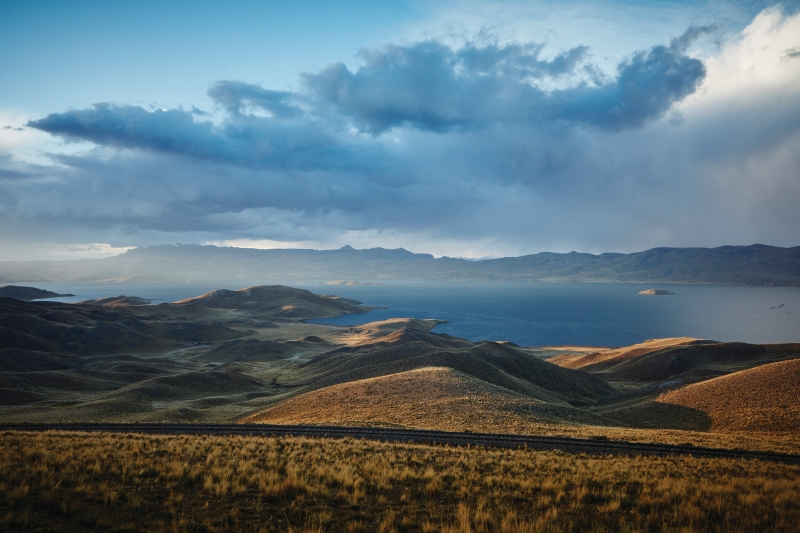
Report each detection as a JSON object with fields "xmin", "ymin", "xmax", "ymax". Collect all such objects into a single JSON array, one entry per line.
[
  {"xmin": 175, "ymin": 285, "xmax": 377, "ymax": 318},
  {"xmin": 275, "ymin": 330, "xmax": 615, "ymax": 408},
  {"xmin": 0, "ymin": 285, "xmax": 375, "ymax": 356},
  {"xmin": 191, "ymin": 336, "xmax": 333, "ymax": 363},
  {"xmin": 549, "ymin": 338, "xmax": 703, "ymax": 371},
  {"xmin": 243, "ymin": 366, "xmax": 615, "ymax": 429},
  {"xmin": 0, "ymin": 283, "xmax": 376, "ymax": 419},
  {"xmin": 1, "ymin": 243, "xmax": 798, "ymax": 285},
  {"xmin": 658, "ymin": 359, "xmax": 800, "ymax": 434},
  {"xmin": 0, "ymin": 284, "xmax": 379, "ymax": 423},
  {"xmin": 552, "ymin": 340, "xmax": 800, "ymax": 387},
  {"xmin": 0, "ymin": 297, "xmax": 243, "ymax": 354},
  {"xmin": 0, "ymin": 349, "xmax": 81, "ymax": 373},
  {"xmin": 193, "ymin": 339, "xmax": 290, "ymax": 362},
  {"xmin": 0, "ymin": 353, "xmax": 186, "ymax": 401},
  {"xmin": 0, "ymin": 285, "xmax": 73, "ymax": 301},
  {"xmin": 105, "ymin": 369, "xmax": 265, "ymax": 402},
  {"xmin": 78, "ymin": 296, "xmax": 152, "ymax": 306},
  {"xmin": 551, "ymin": 340, "xmax": 800, "ymax": 432}
]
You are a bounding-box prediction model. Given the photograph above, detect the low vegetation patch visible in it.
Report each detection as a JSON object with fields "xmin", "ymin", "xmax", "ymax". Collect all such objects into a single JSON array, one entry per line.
[{"xmin": 1, "ymin": 431, "xmax": 799, "ymax": 532}]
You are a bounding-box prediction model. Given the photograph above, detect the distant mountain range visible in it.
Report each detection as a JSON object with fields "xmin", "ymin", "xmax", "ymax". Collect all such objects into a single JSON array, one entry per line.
[{"xmin": 0, "ymin": 243, "xmax": 799, "ymax": 286}]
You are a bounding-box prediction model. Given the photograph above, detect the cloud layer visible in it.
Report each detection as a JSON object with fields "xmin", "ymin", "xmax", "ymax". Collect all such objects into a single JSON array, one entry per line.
[
  {"xmin": 2, "ymin": 7, "xmax": 799, "ymax": 259},
  {"xmin": 303, "ymin": 29, "xmax": 706, "ymax": 133},
  {"xmin": 30, "ymin": 28, "xmax": 707, "ymax": 146}
]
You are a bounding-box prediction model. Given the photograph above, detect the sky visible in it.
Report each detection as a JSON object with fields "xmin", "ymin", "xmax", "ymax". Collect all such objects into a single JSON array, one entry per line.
[{"xmin": 1, "ymin": 0, "xmax": 799, "ymax": 260}]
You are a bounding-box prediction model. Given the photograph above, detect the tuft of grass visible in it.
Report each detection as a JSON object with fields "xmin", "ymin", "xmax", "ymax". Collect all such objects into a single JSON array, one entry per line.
[{"xmin": 0, "ymin": 431, "xmax": 798, "ymax": 532}]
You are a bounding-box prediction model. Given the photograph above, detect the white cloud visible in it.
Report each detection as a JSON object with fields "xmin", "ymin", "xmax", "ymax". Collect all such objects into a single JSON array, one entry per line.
[
  {"xmin": 682, "ymin": 6, "xmax": 800, "ymax": 109},
  {"xmin": 0, "ymin": 242, "xmax": 136, "ymax": 261},
  {"xmin": 0, "ymin": 110, "xmax": 95, "ymax": 166},
  {"xmin": 205, "ymin": 238, "xmax": 306, "ymax": 250}
]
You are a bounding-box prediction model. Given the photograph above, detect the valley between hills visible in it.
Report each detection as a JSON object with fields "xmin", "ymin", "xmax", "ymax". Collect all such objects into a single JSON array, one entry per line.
[{"xmin": 2, "ymin": 284, "xmax": 798, "ymax": 455}]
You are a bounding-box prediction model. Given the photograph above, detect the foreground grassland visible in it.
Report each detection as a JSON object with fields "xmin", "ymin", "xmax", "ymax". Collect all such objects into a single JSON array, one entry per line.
[{"xmin": 2, "ymin": 432, "xmax": 799, "ymax": 532}]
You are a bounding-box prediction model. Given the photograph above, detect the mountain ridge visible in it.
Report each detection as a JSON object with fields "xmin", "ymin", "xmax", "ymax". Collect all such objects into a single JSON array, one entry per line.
[{"xmin": 0, "ymin": 243, "xmax": 798, "ymax": 285}]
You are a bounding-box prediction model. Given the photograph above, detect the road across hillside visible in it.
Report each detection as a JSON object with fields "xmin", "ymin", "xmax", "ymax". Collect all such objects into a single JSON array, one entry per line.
[{"xmin": 2, "ymin": 423, "xmax": 798, "ymax": 464}]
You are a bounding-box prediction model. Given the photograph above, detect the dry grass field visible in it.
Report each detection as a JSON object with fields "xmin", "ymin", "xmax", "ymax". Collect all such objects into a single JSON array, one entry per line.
[{"xmin": 2, "ymin": 431, "xmax": 799, "ymax": 533}]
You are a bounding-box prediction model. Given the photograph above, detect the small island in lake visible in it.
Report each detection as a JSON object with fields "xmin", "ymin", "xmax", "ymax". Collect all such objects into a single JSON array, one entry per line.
[{"xmin": 638, "ymin": 289, "xmax": 675, "ymax": 295}]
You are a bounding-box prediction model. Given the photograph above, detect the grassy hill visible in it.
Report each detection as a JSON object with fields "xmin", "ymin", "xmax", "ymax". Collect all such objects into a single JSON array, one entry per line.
[
  {"xmin": 1, "ymin": 283, "xmax": 798, "ymax": 445},
  {"xmin": 243, "ymin": 366, "xmax": 615, "ymax": 430},
  {"xmin": 546, "ymin": 339, "xmax": 800, "ymax": 431},
  {"xmin": 549, "ymin": 339, "xmax": 800, "ymax": 388},
  {"xmin": 174, "ymin": 285, "xmax": 377, "ymax": 318},
  {"xmin": 281, "ymin": 332, "xmax": 615, "ymax": 407},
  {"xmin": 657, "ymin": 359, "xmax": 800, "ymax": 434},
  {"xmin": 0, "ymin": 285, "xmax": 377, "ymax": 422}
]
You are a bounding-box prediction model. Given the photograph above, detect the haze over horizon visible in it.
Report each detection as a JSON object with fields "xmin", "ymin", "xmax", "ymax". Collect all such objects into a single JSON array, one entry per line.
[{"xmin": 2, "ymin": 0, "xmax": 799, "ymax": 261}]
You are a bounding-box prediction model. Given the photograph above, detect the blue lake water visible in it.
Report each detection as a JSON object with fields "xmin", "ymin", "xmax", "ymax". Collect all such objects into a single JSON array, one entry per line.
[{"xmin": 33, "ymin": 280, "xmax": 800, "ymax": 347}]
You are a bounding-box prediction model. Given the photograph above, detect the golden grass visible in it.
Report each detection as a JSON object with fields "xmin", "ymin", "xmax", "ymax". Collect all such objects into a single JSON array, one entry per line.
[
  {"xmin": 243, "ymin": 366, "xmax": 606, "ymax": 429},
  {"xmin": 335, "ymin": 318, "xmax": 441, "ymax": 346},
  {"xmin": 548, "ymin": 338, "xmax": 700, "ymax": 370},
  {"xmin": 1, "ymin": 431, "xmax": 799, "ymax": 532},
  {"xmin": 241, "ymin": 366, "xmax": 800, "ymax": 455},
  {"xmin": 658, "ymin": 359, "xmax": 800, "ymax": 435}
]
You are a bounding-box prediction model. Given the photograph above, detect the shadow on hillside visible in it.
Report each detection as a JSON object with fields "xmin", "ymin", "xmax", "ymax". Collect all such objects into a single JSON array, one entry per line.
[{"xmin": 604, "ymin": 400, "xmax": 713, "ymax": 431}]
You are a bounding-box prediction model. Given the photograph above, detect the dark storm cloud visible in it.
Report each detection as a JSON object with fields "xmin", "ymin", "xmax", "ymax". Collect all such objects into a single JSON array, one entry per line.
[
  {"xmin": 549, "ymin": 28, "xmax": 710, "ymax": 130},
  {"xmin": 29, "ymin": 104, "xmax": 223, "ymax": 155},
  {"xmin": 27, "ymin": 102, "xmax": 383, "ymax": 172}
]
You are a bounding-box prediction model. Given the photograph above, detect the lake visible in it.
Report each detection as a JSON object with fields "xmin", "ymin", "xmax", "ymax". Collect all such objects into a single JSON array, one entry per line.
[{"xmin": 35, "ymin": 280, "xmax": 800, "ymax": 347}]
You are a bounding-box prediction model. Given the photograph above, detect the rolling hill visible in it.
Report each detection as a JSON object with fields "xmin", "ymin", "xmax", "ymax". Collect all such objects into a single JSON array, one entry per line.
[
  {"xmin": 0, "ymin": 296, "xmax": 243, "ymax": 354},
  {"xmin": 281, "ymin": 333, "xmax": 615, "ymax": 408},
  {"xmin": 1, "ymin": 282, "xmax": 797, "ymax": 442},
  {"xmin": 243, "ymin": 366, "xmax": 615, "ymax": 430},
  {"xmin": 549, "ymin": 339, "xmax": 800, "ymax": 387},
  {"xmin": 0, "ymin": 285, "xmax": 380, "ymax": 422},
  {"xmin": 174, "ymin": 285, "xmax": 378, "ymax": 317},
  {"xmin": 546, "ymin": 339, "xmax": 800, "ymax": 432},
  {"xmin": 657, "ymin": 359, "xmax": 800, "ymax": 434}
]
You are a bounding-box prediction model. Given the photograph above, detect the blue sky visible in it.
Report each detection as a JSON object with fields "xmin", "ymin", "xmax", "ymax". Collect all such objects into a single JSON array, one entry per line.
[{"xmin": 1, "ymin": 0, "xmax": 799, "ymax": 259}]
